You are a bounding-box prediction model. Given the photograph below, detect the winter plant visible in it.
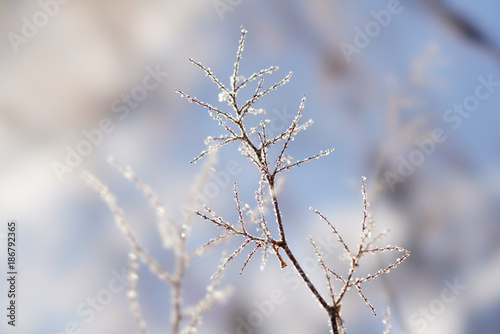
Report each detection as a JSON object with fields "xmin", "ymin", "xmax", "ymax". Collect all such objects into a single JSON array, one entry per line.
[
  {"xmin": 81, "ymin": 153, "xmax": 232, "ymax": 334},
  {"xmin": 175, "ymin": 26, "xmax": 410, "ymax": 334}
]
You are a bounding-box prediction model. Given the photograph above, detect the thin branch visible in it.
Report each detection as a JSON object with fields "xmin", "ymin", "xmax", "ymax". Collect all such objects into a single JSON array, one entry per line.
[
  {"xmin": 126, "ymin": 250, "xmax": 147, "ymax": 334},
  {"xmin": 310, "ymin": 208, "xmax": 351, "ymax": 256},
  {"xmin": 240, "ymin": 76, "xmax": 265, "ymax": 116},
  {"xmin": 231, "ymin": 26, "xmax": 247, "ymax": 92},
  {"xmin": 309, "ymin": 236, "xmax": 335, "ymax": 303},
  {"xmin": 189, "ymin": 58, "xmax": 231, "ymax": 96},
  {"xmin": 234, "ymin": 182, "xmax": 247, "ymax": 234},
  {"xmin": 274, "ymin": 96, "xmax": 306, "ymax": 172},
  {"xmin": 355, "ymin": 246, "xmax": 411, "ymax": 284},
  {"xmin": 191, "ymin": 137, "xmax": 237, "ymax": 164},
  {"xmin": 236, "ymin": 65, "xmax": 280, "ymax": 92},
  {"xmin": 181, "ymin": 253, "xmax": 232, "ymax": 334},
  {"xmin": 212, "ymin": 239, "xmax": 252, "ymax": 279},
  {"xmin": 175, "ymin": 89, "xmax": 236, "ymax": 123},
  {"xmin": 277, "ymin": 148, "xmax": 335, "ymax": 173},
  {"xmin": 80, "ymin": 171, "xmax": 174, "ymax": 284},
  {"xmin": 240, "ymin": 71, "xmax": 293, "ymax": 114},
  {"xmin": 240, "ymin": 243, "xmax": 261, "ymax": 274},
  {"xmin": 356, "ymin": 283, "xmax": 377, "ymax": 316},
  {"xmin": 108, "ymin": 156, "xmax": 179, "ymax": 249}
]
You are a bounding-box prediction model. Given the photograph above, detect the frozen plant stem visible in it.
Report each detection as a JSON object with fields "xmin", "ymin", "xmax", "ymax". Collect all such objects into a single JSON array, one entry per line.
[
  {"xmin": 81, "ymin": 153, "xmax": 231, "ymax": 334},
  {"xmin": 267, "ymin": 176, "xmax": 339, "ymax": 330},
  {"xmin": 177, "ymin": 26, "xmax": 409, "ymax": 334}
]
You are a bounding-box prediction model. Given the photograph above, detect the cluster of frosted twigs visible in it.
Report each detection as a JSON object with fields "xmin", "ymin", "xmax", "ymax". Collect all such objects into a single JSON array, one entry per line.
[
  {"xmin": 176, "ymin": 26, "xmax": 409, "ymax": 334},
  {"xmin": 81, "ymin": 153, "xmax": 232, "ymax": 334}
]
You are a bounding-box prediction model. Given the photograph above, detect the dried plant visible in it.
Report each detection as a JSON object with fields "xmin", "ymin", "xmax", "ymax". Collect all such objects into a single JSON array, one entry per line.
[
  {"xmin": 176, "ymin": 26, "xmax": 410, "ymax": 334},
  {"xmin": 80, "ymin": 154, "xmax": 232, "ymax": 334}
]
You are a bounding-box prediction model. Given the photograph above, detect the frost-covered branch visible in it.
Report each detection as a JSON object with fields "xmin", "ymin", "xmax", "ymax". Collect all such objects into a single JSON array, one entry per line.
[
  {"xmin": 81, "ymin": 155, "xmax": 231, "ymax": 334},
  {"xmin": 177, "ymin": 26, "xmax": 409, "ymax": 334}
]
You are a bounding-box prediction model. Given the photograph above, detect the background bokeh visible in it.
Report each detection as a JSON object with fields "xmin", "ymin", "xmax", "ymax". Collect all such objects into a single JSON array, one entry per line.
[{"xmin": 1, "ymin": 0, "xmax": 500, "ymax": 333}]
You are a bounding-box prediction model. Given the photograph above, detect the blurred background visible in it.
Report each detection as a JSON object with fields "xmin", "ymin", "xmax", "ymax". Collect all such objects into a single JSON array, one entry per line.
[{"xmin": 1, "ymin": 0, "xmax": 499, "ymax": 333}]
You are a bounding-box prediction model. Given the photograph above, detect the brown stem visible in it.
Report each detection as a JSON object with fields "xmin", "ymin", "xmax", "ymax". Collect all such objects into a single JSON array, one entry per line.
[
  {"xmin": 237, "ymin": 116, "xmax": 343, "ymax": 333},
  {"xmin": 266, "ymin": 176, "xmax": 286, "ymax": 242},
  {"xmin": 331, "ymin": 316, "xmax": 340, "ymax": 334},
  {"xmin": 281, "ymin": 243, "xmax": 330, "ymax": 310},
  {"xmin": 267, "ymin": 175, "xmax": 331, "ymax": 311},
  {"xmin": 330, "ymin": 305, "xmax": 344, "ymax": 334}
]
